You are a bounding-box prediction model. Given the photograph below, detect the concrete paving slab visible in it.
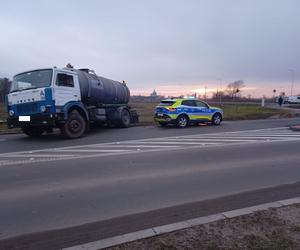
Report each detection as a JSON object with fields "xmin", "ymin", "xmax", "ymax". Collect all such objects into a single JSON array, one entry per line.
[
  {"xmin": 278, "ymin": 197, "xmax": 300, "ymax": 206},
  {"xmin": 152, "ymin": 221, "xmax": 191, "ymax": 235},
  {"xmin": 248, "ymin": 202, "xmax": 283, "ymax": 212},
  {"xmin": 187, "ymin": 213, "xmax": 225, "ymax": 227},
  {"xmin": 222, "ymin": 207, "xmax": 253, "ymax": 218}
]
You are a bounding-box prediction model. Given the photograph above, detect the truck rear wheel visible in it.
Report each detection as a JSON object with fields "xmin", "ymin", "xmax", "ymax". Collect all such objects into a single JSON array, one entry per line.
[
  {"xmin": 22, "ymin": 127, "xmax": 45, "ymax": 137},
  {"xmin": 118, "ymin": 108, "xmax": 131, "ymax": 128},
  {"xmin": 61, "ymin": 110, "xmax": 86, "ymax": 139}
]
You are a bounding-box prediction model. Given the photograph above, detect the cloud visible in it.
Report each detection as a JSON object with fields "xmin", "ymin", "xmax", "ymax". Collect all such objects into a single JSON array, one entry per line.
[{"xmin": 0, "ymin": 0, "xmax": 299, "ymax": 96}]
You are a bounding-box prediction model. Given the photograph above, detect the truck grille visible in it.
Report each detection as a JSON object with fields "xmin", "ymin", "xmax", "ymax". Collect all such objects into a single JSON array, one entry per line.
[{"xmin": 16, "ymin": 103, "xmax": 39, "ymax": 114}]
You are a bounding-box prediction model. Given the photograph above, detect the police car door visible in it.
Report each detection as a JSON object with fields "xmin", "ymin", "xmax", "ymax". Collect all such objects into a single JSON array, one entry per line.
[
  {"xmin": 181, "ymin": 100, "xmax": 197, "ymax": 120},
  {"xmin": 194, "ymin": 100, "xmax": 211, "ymax": 121}
]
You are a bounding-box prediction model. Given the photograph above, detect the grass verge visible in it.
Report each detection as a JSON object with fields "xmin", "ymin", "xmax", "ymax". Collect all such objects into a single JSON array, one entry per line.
[
  {"xmin": 0, "ymin": 102, "xmax": 297, "ymax": 134},
  {"xmin": 130, "ymin": 102, "xmax": 298, "ymax": 125},
  {"xmin": 110, "ymin": 204, "xmax": 300, "ymax": 250}
]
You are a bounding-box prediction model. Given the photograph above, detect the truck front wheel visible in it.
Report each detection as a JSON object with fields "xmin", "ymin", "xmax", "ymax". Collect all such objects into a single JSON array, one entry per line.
[
  {"xmin": 22, "ymin": 127, "xmax": 45, "ymax": 137},
  {"xmin": 61, "ymin": 110, "xmax": 86, "ymax": 139}
]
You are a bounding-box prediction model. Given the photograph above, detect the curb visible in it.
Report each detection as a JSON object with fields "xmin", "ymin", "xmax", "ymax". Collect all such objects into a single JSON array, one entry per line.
[{"xmin": 63, "ymin": 197, "xmax": 300, "ymax": 250}]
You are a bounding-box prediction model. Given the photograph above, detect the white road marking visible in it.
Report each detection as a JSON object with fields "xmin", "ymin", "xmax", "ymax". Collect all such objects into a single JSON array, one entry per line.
[
  {"xmin": 151, "ymin": 138, "xmax": 261, "ymax": 142},
  {"xmin": 93, "ymin": 144, "xmax": 179, "ymax": 148},
  {"xmin": 57, "ymin": 149, "xmax": 131, "ymax": 153},
  {"xmin": 124, "ymin": 141, "xmax": 222, "ymax": 145},
  {"xmin": 0, "ymin": 154, "xmax": 75, "ymax": 158},
  {"xmin": 0, "ymin": 126, "xmax": 299, "ymax": 166}
]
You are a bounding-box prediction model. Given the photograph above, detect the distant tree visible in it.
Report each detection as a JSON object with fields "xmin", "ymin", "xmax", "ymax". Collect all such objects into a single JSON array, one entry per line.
[
  {"xmin": 211, "ymin": 90, "xmax": 227, "ymax": 99},
  {"xmin": 226, "ymin": 80, "xmax": 245, "ymax": 98},
  {"xmin": 0, "ymin": 78, "xmax": 11, "ymax": 103}
]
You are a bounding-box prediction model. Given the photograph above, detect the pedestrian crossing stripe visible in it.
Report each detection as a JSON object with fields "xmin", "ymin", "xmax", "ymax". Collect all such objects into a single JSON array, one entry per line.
[{"xmin": 0, "ymin": 127, "xmax": 299, "ymax": 166}]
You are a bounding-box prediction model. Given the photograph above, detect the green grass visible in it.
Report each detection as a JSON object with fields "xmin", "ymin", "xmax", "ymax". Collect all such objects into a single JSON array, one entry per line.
[
  {"xmin": 219, "ymin": 103, "xmax": 294, "ymax": 120},
  {"xmin": 129, "ymin": 102, "xmax": 296, "ymax": 125}
]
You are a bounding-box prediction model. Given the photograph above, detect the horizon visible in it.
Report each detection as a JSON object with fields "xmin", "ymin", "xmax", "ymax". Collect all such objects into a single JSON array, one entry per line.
[{"xmin": 0, "ymin": 0, "xmax": 299, "ymax": 98}]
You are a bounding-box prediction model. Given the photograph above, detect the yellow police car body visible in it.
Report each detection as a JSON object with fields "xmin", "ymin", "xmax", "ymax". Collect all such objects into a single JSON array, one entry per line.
[{"xmin": 154, "ymin": 98, "xmax": 224, "ymax": 128}]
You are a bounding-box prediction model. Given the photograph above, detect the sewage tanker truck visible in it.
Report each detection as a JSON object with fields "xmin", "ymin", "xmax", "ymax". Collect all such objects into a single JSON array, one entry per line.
[{"xmin": 6, "ymin": 67, "xmax": 138, "ymax": 138}]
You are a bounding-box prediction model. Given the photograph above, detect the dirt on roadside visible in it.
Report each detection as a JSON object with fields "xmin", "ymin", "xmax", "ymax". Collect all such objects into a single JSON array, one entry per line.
[{"xmin": 109, "ymin": 204, "xmax": 300, "ymax": 250}]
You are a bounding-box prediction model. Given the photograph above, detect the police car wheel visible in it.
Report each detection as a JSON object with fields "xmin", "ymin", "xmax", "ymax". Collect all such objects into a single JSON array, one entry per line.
[
  {"xmin": 176, "ymin": 115, "xmax": 189, "ymax": 128},
  {"xmin": 212, "ymin": 113, "xmax": 222, "ymax": 125}
]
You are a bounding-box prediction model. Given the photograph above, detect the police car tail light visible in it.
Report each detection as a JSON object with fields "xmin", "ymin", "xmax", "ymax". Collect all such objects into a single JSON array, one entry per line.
[{"xmin": 166, "ymin": 107, "xmax": 176, "ymax": 111}]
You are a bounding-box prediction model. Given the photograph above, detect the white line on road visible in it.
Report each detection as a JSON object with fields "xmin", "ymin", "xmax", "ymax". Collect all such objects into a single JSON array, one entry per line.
[
  {"xmin": 151, "ymin": 138, "xmax": 262, "ymax": 142},
  {"xmin": 0, "ymin": 154, "xmax": 75, "ymax": 158},
  {"xmin": 57, "ymin": 149, "xmax": 132, "ymax": 153},
  {"xmin": 93, "ymin": 144, "xmax": 179, "ymax": 148},
  {"xmin": 0, "ymin": 126, "xmax": 299, "ymax": 166},
  {"xmin": 124, "ymin": 141, "xmax": 222, "ymax": 145}
]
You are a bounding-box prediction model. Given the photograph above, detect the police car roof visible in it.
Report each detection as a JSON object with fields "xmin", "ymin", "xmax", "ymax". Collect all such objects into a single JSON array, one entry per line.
[{"xmin": 162, "ymin": 98, "xmax": 197, "ymax": 102}]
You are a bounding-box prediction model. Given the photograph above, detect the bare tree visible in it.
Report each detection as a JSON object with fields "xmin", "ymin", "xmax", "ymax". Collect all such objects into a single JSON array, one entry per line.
[
  {"xmin": 0, "ymin": 78, "xmax": 11, "ymax": 103},
  {"xmin": 226, "ymin": 80, "xmax": 245, "ymax": 98}
]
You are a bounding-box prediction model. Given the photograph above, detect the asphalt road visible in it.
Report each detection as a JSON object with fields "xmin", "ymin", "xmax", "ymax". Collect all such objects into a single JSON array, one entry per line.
[{"xmin": 1, "ymin": 118, "xmax": 300, "ymax": 249}]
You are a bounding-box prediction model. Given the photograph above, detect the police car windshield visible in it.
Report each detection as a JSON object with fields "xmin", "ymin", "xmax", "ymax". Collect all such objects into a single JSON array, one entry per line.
[
  {"xmin": 10, "ymin": 69, "xmax": 52, "ymax": 93},
  {"xmin": 159, "ymin": 101, "xmax": 175, "ymax": 106}
]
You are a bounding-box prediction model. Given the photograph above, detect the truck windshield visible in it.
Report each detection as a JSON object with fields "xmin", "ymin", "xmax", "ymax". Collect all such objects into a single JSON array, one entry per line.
[{"xmin": 10, "ymin": 69, "xmax": 53, "ymax": 92}]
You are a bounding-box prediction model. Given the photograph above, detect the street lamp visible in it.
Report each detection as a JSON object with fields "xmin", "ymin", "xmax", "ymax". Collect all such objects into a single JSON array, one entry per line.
[{"xmin": 288, "ymin": 69, "xmax": 295, "ymax": 96}]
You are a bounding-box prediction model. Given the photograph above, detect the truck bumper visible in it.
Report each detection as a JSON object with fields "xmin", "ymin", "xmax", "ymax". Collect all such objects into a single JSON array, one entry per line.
[{"xmin": 7, "ymin": 114, "xmax": 56, "ymax": 129}]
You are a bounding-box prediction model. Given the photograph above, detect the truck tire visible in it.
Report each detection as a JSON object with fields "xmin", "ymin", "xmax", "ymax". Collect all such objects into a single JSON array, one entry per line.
[
  {"xmin": 22, "ymin": 127, "xmax": 45, "ymax": 137},
  {"xmin": 61, "ymin": 110, "xmax": 86, "ymax": 139},
  {"xmin": 118, "ymin": 108, "xmax": 131, "ymax": 128}
]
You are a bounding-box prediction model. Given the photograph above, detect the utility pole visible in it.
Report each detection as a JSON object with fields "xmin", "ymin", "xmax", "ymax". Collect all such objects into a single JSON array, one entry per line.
[
  {"xmin": 288, "ymin": 69, "xmax": 295, "ymax": 96},
  {"xmin": 217, "ymin": 78, "xmax": 222, "ymax": 105}
]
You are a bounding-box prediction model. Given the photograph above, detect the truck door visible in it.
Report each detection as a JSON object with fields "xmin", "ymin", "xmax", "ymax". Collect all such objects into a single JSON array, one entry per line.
[{"xmin": 53, "ymin": 71, "xmax": 81, "ymax": 106}]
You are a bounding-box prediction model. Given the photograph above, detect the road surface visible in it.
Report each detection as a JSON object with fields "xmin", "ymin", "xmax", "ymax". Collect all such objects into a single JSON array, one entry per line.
[{"xmin": 1, "ymin": 118, "xmax": 300, "ymax": 249}]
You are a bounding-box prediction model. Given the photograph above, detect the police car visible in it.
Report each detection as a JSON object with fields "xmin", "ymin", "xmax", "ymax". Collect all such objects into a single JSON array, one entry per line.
[{"xmin": 154, "ymin": 98, "xmax": 224, "ymax": 128}]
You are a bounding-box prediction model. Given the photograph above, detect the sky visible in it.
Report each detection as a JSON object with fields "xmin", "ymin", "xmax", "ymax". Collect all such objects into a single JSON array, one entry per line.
[{"xmin": 0, "ymin": 0, "xmax": 299, "ymax": 97}]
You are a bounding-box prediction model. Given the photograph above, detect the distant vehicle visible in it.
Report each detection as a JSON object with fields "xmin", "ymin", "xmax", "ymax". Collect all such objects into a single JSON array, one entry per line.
[
  {"xmin": 154, "ymin": 98, "xmax": 224, "ymax": 128},
  {"xmin": 287, "ymin": 96, "xmax": 300, "ymax": 104},
  {"xmin": 276, "ymin": 96, "xmax": 288, "ymax": 104},
  {"xmin": 6, "ymin": 67, "xmax": 138, "ymax": 139}
]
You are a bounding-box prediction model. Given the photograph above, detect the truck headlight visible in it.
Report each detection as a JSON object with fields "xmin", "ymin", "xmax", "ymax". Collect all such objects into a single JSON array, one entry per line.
[
  {"xmin": 9, "ymin": 110, "xmax": 14, "ymax": 117},
  {"xmin": 40, "ymin": 106, "xmax": 46, "ymax": 112}
]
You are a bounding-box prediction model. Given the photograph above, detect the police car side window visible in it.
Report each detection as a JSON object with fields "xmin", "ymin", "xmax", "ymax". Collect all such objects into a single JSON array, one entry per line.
[
  {"xmin": 181, "ymin": 100, "xmax": 195, "ymax": 106},
  {"xmin": 195, "ymin": 101, "xmax": 208, "ymax": 108}
]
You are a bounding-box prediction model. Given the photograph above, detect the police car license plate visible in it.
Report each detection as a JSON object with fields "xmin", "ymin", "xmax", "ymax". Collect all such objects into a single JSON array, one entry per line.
[
  {"xmin": 19, "ymin": 116, "xmax": 31, "ymax": 122},
  {"xmin": 157, "ymin": 113, "xmax": 163, "ymax": 117}
]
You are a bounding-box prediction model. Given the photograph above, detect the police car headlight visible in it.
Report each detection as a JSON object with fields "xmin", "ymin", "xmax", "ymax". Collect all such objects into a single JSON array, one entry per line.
[
  {"xmin": 9, "ymin": 110, "xmax": 14, "ymax": 117},
  {"xmin": 40, "ymin": 106, "xmax": 46, "ymax": 112}
]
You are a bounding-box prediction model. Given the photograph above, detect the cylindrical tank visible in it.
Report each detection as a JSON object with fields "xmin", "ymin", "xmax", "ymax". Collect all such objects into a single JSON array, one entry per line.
[{"xmin": 75, "ymin": 69, "xmax": 130, "ymax": 105}]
